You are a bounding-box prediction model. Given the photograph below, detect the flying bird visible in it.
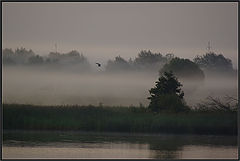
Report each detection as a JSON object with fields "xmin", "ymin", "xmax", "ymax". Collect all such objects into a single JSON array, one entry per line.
[{"xmin": 96, "ymin": 63, "xmax": 101, "ymax": 67}]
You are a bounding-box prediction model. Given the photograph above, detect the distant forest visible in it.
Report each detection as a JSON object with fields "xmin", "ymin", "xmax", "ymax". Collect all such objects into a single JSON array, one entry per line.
[{"xmin": 2, "ymin": 47, "xmax": 236, "ymax": 77}]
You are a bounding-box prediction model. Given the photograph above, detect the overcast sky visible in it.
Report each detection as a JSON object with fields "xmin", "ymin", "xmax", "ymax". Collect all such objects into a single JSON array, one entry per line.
[{"xmin": 2, "ymin": 2, "xmax": 238, "ymax": 68}]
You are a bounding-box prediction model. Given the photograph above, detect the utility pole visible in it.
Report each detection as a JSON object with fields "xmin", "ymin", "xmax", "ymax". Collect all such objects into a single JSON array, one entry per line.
[
  {"xmin": 206, "ymin": 41, "xmax": 212, "ymax": 53},
  {"xmin": 55, "ymin": 43, "xmax": 57, "ymax": 53}
]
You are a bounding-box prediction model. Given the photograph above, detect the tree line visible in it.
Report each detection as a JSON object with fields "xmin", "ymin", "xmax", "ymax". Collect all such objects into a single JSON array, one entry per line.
[
  {"xmin": 2, "ymin": 47, "xmax": 235, "ymax": 76},
  {"xmin": 2, "ymin": 47, "xmax": 237, "ymax": 113},
  {"xmin": 3, "ymin": 47, "xmax": 89, "ymax": 65}
]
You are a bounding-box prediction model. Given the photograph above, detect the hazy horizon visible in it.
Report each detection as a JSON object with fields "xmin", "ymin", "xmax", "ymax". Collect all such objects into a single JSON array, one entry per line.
[
  {"xmin": 2, "ymin": 2, "xmax": 238, "ymax": 69},
  {"xmin": 2, "ymin": 3, "xmax": 238, "ymax": 160},
  {"xmin": 2, "ymin": 2, "xmax": 238, "ymax": 107}
]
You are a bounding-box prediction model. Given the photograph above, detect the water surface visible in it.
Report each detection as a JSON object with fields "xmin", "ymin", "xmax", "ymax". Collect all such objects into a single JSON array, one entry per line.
[{"xmin": 3, "ymin": 130, "xmax": 237, "ymax": 159}]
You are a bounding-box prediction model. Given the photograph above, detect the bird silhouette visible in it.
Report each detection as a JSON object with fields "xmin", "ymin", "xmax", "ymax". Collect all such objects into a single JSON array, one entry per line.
[{"xmin": 96, "ymin": 63, "xmax": 101, "ymax": 67}]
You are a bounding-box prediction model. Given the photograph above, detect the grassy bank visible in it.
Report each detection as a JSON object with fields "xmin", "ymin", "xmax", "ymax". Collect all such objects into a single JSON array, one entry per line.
[{"xmin": 3, "ymin": 104, "xmax": 237, "ymax": 135}]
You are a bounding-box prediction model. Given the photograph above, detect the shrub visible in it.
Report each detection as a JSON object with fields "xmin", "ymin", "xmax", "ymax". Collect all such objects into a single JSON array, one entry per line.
[{"xmin": 195, "ymin": 96, "xmax": 238, "ymax": 112}]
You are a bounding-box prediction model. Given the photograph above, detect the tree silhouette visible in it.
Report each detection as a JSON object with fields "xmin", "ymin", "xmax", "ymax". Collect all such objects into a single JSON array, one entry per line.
[
  {"xmin": 193, "ymin": 52, "xmax": 233, "ymax": 72},
  {"xmin": 134, "ymin": 50, "xmax": 168, "ymax": 71},
  {"xmin": 160, "ymin": 57, "xmax": 205, "ymax": 80},
  {"xmin": 2, "ymin": 48, "xmax": 15, "ymax": 65},
  {"xmin": 3, "ymin": 47, "xmax": 35, "ymax": 64},
  {"xmin": 105, "ymin": 56, "xmax": 131, "ymax": 71},
  {"xmin": 28, "ymin": 55, "xmax": 44, "ymax": 64},
  {"xmin": 148, "ymin": 71, "xmax": 188, "ymax": 112}
]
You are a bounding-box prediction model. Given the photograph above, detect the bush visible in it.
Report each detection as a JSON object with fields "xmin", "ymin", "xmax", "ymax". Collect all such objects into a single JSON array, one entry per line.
[
  {"xmin": 149, "ymin": 94, "xmax": 189, "ymax": 112},
  {"xmin": 195, "ymin": 96, "xmax": 238, "ymax": 112}
]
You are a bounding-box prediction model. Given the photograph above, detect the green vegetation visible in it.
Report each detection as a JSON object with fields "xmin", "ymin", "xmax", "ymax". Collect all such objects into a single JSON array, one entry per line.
[{"xmin": 3, "ymin": 104, "xmax": 237, "ymax": 135}]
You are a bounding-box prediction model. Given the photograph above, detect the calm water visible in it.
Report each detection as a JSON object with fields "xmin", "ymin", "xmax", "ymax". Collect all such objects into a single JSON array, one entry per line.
[{"xmin": 2, "ymin": 130, "xmax": 238, "ymax": 159}]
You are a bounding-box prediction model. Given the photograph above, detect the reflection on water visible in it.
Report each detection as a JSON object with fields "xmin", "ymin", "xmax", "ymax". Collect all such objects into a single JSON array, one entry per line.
[
  {"xmin": 3, "ymin": 130, "xmax": 237, "ymax": 159},
  {"xmin": 180, "ymin": 145, "xmax": 237, "ymax": 159}
]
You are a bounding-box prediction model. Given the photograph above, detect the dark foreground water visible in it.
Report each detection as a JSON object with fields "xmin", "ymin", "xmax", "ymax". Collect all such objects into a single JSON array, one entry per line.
[{"xmin": 2, "ymin": 130, "xmax": 238, "ymax": 159}]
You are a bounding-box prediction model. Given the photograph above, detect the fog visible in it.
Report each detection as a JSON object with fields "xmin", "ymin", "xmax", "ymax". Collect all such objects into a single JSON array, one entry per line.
[
  {"xmin": 3, "ymin": 2, "xmax": 238, "ymax": 69},
  {"xmin": 2, "ymin": 2, "xmax": 237, "ymax": 107},
  {"xmin": 3, "ymin": 66, "xmax": 237, "ymax": 107}
]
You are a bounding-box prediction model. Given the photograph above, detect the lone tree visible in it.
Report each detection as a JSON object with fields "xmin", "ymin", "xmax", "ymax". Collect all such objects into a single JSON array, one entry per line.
[{"xmin": 148, "ymin": 71, "xmax": 189, "ymax": 112}]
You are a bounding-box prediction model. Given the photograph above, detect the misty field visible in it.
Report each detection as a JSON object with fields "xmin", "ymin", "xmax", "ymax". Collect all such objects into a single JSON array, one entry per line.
[
  {"xmin": 3, "ymin": 66, "xmax": 237, "ymax": 107},
  {"xmin": 2, "ymin": 57, "xmax": 238, "ymax": 136},
  {"xmin": 3, "ymin": 104, "xmax": 237, "ymax": 135}
]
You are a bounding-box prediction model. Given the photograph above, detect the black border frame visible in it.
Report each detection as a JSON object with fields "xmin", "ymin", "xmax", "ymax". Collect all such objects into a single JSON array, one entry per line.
[{"xmin": 1, "ymin": 1, "xmax": 239, "ymax": 161}]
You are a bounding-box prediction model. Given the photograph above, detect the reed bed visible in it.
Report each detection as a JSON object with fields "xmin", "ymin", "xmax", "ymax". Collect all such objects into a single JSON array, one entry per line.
[{"xmin": 3, "ymin": 104, "xmax": 237, "ymax": 135}]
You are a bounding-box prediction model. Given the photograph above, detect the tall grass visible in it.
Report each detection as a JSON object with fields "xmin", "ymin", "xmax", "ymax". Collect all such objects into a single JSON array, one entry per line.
[{"xmin": 3, "ymin": 104, "xmax": 237, "ymax": 135}]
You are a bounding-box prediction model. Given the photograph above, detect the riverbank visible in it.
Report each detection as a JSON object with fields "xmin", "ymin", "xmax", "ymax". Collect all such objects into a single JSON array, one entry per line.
[{"xmin": 3, "ymin": 104, "xmax": 237, "ymax": 135}]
